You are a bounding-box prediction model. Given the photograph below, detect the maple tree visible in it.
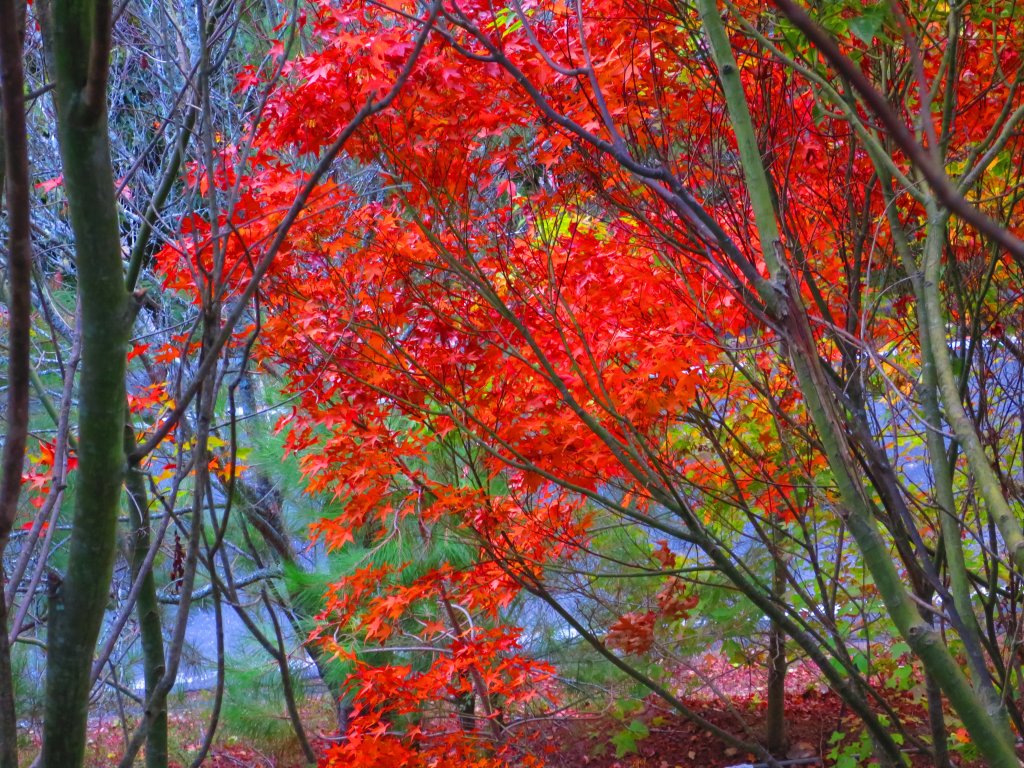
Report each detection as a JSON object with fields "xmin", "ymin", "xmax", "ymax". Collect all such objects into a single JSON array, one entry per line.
[
  {"xmin": 0, "ymin": 0, "xmax": 373, "ymax": 764},
  {"xmin": 149, "ymin": 0, "xmax": 1024, "ymax": 765},
  {"xmin": 0, "ymin": 0, "xmax": 1023, "ymax": 764}
]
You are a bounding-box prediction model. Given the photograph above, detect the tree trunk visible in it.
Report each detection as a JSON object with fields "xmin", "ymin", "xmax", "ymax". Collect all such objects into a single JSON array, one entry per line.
[
  {"xmin": 125, "ymin": 422, "xmax": 168, "ymax": 768},
  {"xmin": 765, "ymin": 527, "xmax": 788, "ymax": 756},
  {"xmin": 38, "ymin": 0, "xmax": 129, "ymax": 764},
  {"xmin": 0, "ymin": 596, "xmax": 18, "ymax": 768},
  {"xmin": 0, "ymin": 0, "xmax": 35, "ymax": 764}
]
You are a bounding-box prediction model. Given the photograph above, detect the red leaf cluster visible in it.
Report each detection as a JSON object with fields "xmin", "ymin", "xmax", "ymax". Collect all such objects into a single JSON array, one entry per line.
[{"xmin": 151, "ymin": 0, "xmax": 1024, "ymax": 764}]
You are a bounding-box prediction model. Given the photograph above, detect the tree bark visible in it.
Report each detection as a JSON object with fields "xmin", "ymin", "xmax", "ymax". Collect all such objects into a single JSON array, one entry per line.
[
  {"xmin": 38, "ymin": 0, "xmax": 129, "ymax": 763},
  {"xmin": 0, "ymin": 0, "xmax": 34, "ymax": 763},
  {"xmin": 765, "ymin": 553, "xmax": 788, "ymax": 756},
  {"xmin": 125, "ymin": 422, "xmax": 168, "ymax": 768}
]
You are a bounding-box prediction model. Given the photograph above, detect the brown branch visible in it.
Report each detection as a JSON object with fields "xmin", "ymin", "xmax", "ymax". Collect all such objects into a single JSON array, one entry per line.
[
  {"xmin": 0, "ymin": 0, "xmax": 33, "ymax": 543},
  {"xmin": 129, "ymin": 0, "xmax": 444, "ymax": 464},
  {"xmin": 0, "ymin": 1, "xmax": 31, "ymax": 763}
]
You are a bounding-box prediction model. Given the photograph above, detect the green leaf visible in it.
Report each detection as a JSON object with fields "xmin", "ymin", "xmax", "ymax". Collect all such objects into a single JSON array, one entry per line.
[
  {"xmin": 849, "ymin": 8, "xmax": 886, "ymax": 45},
  {"xmin": 848, "ymin": 15, "xmax": 881, "ymax": 44},
  {"xmin": 627, "ymin": 719, "xmax": 650, "ymax": 738},
  {"xmin": 611, "ymin": 719, "xmax": 649, "ymax": 758},
  {"xmin": 852, "ymin": 650, "xmax": 870, "ymax": 675},
  {"xmin": 611, "ymin": 729, "xmax": 637, "ymax": 758}
]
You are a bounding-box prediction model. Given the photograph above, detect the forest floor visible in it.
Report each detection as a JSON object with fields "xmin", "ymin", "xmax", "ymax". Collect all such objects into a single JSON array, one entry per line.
[
  {"xmin": 19, "ymin": 654, "xmax": 993, "ymax": 767},
  {"xmin": 538, "ymin": 653, "xmax": 995, "ymax": 768}
]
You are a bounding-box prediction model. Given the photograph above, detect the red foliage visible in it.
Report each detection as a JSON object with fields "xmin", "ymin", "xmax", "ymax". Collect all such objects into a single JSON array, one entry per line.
[{"xmin": 153, "ymin": 0, "xmax": 1024, "ymax": 765}]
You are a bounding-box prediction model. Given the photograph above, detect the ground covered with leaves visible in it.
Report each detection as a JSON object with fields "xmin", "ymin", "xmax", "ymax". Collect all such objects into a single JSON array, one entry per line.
[
  {"xmin": 32, "ymin": 654, "xmax": 1000, "ymax": 767},
  {"xmin": 539, "ymin": 655, "xmax": 993, "ymax": 768}
]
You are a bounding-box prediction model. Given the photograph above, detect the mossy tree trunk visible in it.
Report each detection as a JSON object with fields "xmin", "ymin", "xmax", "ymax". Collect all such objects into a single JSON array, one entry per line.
[
  {"xmin": 125, "ymin": 422, "xmax": 168, "ymax": 768},
  {"xmin": 0, "ymin": 0, "xmax": 31, "ymax": 764},
  {"xmin": 37, "ymin": 0, "xmax": 130, "ymax": 764}
]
